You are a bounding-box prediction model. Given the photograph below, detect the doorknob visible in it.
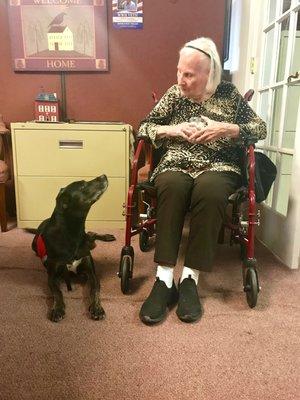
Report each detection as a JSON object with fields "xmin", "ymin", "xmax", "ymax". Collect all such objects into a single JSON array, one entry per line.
[{"xmin": 287, "ymin": 71, "xmax": 299, "ymax": 82}]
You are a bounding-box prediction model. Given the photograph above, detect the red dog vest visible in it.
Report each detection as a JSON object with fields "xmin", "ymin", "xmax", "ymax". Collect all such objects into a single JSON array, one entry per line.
[{"xmin": 35, "ymin": 234, "xmax": 48, "ymax": 263}]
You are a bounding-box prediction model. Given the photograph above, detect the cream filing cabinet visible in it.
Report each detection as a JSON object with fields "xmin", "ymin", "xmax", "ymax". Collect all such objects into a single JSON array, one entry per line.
[{"xmin": 11, "ymin": 122, "xmax": 133, "ymax": 229}]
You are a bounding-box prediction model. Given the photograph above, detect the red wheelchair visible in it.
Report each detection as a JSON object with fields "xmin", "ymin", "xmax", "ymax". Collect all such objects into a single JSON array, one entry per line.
[{"xmin": 119, "ymin": 90, "xmax": 264, "ymax": 308}]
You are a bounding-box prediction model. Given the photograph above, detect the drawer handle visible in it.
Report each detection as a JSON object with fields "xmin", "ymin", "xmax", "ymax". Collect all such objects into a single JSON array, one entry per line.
[{"xmin": 59, "ymin": 140, "xmax": 83, "ymax": 149}]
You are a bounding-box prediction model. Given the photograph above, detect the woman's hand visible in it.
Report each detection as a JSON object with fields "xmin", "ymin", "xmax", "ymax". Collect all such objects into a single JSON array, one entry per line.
[
  {"xmin": 188, "ymin": 116, "xmax": 240, "ymax": 144},
  {"xmin": 157, "ymin": 122, "xmax": 197, "ymax": 141}
]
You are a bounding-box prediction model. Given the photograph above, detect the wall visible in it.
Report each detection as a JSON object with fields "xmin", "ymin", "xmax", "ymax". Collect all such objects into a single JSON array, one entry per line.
[{"xmin": 0, "ymin": 0, "xmax": 226, "ymax": 131}]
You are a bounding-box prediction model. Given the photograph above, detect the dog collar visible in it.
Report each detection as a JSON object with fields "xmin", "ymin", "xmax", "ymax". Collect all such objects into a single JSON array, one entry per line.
[{"xmin": 36, "ymin": 234, "xmax": 48, "ymax": 263}]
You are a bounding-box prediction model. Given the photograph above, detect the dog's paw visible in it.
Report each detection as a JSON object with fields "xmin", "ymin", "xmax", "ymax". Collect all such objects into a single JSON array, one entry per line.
[
  {"xmin": 98, "ymin": 234, "xmax": 116, "ymax": 242},
  {"xmin": 89, "ymin": 304, "xmax": 105, "ymax": 320},
  {"xmin": 86, "ymin": 231, "xmax": 98, "ymax": 241},
  {"xmin": 50, "ymin": 307, "xmax": 65, "ymax": 322},
  {"xmin": 87, "ymin": 232, "xmax": 116, "ymax": 242}
]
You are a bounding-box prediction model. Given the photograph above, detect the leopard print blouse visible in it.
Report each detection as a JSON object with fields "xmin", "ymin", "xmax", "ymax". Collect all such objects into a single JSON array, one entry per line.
[{"xmin": 139, "ymin": 81, "xmax": 267, "ymax": 181}]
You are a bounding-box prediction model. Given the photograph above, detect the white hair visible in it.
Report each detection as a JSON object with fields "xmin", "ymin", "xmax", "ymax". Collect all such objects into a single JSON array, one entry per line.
[{"xmin": 180, "ymin": 37, "xmax": 222, "ymax": 96}]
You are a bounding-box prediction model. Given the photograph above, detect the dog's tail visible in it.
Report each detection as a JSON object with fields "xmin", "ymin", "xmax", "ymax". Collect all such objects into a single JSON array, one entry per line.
[
  {"xmin": 86, "ymin": 232, "xmax": 116, "ymax": 242},
  {"xmin": 24, "ymin": 228, "xmax": 38, "ymax": 234}
]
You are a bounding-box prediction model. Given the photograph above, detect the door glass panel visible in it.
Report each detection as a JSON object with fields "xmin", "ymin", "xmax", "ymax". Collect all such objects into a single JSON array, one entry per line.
[
  {"xmin": 281, "ymin": 0, "xmax": 291, "ymax": 13},
  {"xmin": 265, "ymin": 151, "xmax": 277, "ymax": 206},
  {"xmin": 271, "ymin": 87, "xmax": 283, "ymax": 146},
  {"xmin": 259, "ymin": 91, "xmax": 269, "ymax": 121},
  {"xmin": 282, "ymin": 85, "xmax": 300, "ymax": 148},
  {"xmin": 261, "ymin": 0, "xmax": 298, "ymax": 217},
  {"xmin": 276, "ymin": 17, "xmax": 290, "ymax": 81},
  {"xmin": 262, "ymin": 28, "xmax": 275, "ymax": 85},
  {"xmin": 290, "ymin": 12, "xmax": 300, "ymax": 75},
  {"xmin": 258, "ymin": 91, "xmax": 271, "ymax": 145},
  {"xmin": 268, "ymin": 0, "xmax": 277, "ymax": 23},
  {"xmin": 275, "ymin": 153, "xmax": 293, "ymax": 215}
]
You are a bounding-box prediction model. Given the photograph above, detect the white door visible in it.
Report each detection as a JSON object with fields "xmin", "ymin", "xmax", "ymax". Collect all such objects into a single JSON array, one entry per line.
[{"xmin": 255, "ymin": 0, "xmax": 300, "ymax": 269}]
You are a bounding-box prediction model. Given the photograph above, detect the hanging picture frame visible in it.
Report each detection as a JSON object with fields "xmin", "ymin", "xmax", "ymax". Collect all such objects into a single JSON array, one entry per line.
[
  {"xmin": 7, "ymin": 0, "xmax": 109, "ymax": 72},
  {"xmin": 112, "ymin": 0, "xmax": 143, "ymax": 29}
]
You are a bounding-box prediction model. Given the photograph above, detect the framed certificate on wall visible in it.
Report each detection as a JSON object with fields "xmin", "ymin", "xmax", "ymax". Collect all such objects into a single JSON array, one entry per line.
[{"xmin": 8, "ymin": 0, "xmax": 108, "ymax": 72}]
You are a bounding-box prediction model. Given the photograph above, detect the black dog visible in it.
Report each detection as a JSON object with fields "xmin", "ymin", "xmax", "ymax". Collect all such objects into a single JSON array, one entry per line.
[{"xmin": 32, "ymin": 174, "xmax": 115, "ymax": 322}]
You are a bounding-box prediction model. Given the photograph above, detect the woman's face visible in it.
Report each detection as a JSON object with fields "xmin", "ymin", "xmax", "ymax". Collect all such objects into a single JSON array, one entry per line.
[{"xmin": 177, "ymin": 50, "xmax": 211, "ymax": 102}]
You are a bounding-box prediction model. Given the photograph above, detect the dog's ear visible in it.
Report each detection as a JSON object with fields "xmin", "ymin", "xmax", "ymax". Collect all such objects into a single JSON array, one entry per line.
[
  {"xmin": 60, "ymin": 194, "xmax": 69, "ymax": 209},
  {"xmin": 56, "ymin": 187, "xmax": 65, "ymax": 199},
  {"xmin": 57, "ymin": 199, "xmax": 69, "ymax": 211},
  {"xmin": 56, "ymin": 188, "xmax": 69, "ymax": 210}
]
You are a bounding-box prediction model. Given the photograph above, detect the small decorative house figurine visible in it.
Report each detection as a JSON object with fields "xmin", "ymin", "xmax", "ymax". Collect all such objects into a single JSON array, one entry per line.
[{"xmin": 35, "ymin": 93, "xmax": 59, "ymax": 122}]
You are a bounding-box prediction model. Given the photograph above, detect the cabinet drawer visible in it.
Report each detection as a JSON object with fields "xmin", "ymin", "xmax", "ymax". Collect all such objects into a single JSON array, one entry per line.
[
  {"xmin": 14, "ymin": 129, "xmax": 127, "ymax": 176},
  {"xmin": 17, "ymin": 176, "xmax": 126, "ymax": 222}
]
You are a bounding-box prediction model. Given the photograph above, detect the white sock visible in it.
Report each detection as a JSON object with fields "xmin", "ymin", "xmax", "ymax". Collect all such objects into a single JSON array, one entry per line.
[
  {"xmin": 156, "ymin": 265, "xmax": 174, "ymax": 288},
  {"xmin": 180, "ymin": 266, "xmax": 199, "ymax": 285}
]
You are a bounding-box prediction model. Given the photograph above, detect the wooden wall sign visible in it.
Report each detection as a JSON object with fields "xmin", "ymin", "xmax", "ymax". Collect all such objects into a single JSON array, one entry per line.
[{"xmin": 8, "ymin": 0, "xmax": 108, "ymax": 72}]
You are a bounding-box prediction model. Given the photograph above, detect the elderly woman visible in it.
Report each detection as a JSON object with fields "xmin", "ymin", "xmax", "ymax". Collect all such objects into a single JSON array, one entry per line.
[{"xmin": 139, "ymin": 37, "xmax": 267, "ymax": 325}]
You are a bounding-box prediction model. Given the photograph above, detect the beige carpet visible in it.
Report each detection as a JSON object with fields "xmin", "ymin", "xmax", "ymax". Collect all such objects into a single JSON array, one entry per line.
[{"xmin": 0, "ymin": 223, "xmax": 299, "ymax": 400}]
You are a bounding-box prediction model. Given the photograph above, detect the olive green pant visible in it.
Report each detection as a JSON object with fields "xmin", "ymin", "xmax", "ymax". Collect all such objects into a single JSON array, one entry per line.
[{"xmin": 153, "ymin": 170, "xmax": 240, "ymax": 271}]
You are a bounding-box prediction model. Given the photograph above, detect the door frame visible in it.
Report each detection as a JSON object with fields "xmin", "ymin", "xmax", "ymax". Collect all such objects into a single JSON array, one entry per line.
[{"xmin": 230, "ymin": 0, "xmax": 300, "ymax": 269}]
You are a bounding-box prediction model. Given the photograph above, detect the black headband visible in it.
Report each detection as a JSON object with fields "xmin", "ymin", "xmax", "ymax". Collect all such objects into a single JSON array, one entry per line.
[{"xmin": 185, "ymin": 45, "xmax": 211, "ymax": 59}]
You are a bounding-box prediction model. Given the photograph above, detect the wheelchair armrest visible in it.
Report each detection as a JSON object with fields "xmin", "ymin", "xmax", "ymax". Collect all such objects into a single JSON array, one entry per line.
[
  {"xmin": 243, "ymin": 138, "xmax": 258, "ymax": 147},
  {"xmin": 130, "ymin": 136, "xmax": 155, "ymax": 187},
  {"xmin": 138, "ymin": 163, "xmax": 151, "ymax": 183},
  {"xmin": 131, "ymin": 132, "xmax": 164, "ymax": 186},
  {"xmin": 136, "ymin": 132, "xmax": 153, "ymax": 143},
  {"xmin": 244, "ymin": 89, "xmax": 254, "ymax": 102}
]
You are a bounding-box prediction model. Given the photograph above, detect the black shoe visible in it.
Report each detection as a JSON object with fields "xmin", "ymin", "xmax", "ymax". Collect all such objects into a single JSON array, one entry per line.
[
  {"xmin": 139, "ymin": 278, "xmax": 178, "ymax": 325},
  {"xmin": 176, "ymin": 276, "xmax": 202, "ymax": 323}
]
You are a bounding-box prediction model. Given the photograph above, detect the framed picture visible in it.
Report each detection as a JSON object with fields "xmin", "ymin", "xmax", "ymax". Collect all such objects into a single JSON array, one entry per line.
[
  {"xmin": 7, "ymin": 0, "xmax": 108, "ymax": 72},
  {"xmin": 112, "ymin": 0, "xmax": 143, "ymax": 29}
]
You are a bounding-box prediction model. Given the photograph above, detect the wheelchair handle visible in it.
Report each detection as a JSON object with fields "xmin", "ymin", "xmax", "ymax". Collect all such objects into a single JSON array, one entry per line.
[
  {"xmin": 136, "ymin": 132, "xmax": 152, "ymax": 142},
  {"xmin": 244, "ymin": 89, "xmax": 254, "ymax": 102}
]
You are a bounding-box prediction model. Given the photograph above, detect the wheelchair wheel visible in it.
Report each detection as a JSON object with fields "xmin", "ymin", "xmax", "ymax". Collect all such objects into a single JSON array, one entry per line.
[
  {"xmin": 120, "ymin": 255, "xmax": 132, "ymax": 294},
  {"xmin": 244, "ymin": 268, "xmax": 259, "ymax": 308},
  {"xmin": 139, "ymin": 229, "xmax": 150, "ymax": 252}
]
